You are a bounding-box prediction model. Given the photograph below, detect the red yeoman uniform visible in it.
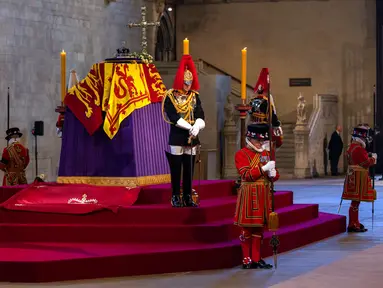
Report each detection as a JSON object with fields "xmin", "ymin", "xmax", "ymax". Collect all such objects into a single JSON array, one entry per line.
[
  {"xmin": 0, "ymin": 127, "xmax": 30, "ymax": 186},
  {"xmin": 342, "ymin": 125, "xmax": 376, "ymax": 233},
  {"xmin": 234, "ymin": 123, "xmax": 279, "ymax": 269}
]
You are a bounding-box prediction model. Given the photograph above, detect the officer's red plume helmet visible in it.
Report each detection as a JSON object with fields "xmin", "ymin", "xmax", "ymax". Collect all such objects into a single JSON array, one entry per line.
[
  {"xmin": 172, "ymin": 55, "xmax": 200, "ymax": 91},
  {"xmin": 254, "ymin": 68, "xmax": 269, "ymax": 94}
]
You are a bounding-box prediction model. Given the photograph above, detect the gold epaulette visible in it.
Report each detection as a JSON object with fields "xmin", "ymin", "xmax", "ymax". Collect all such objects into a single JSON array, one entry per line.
[
  {"xmin": 162, "ymin": 89, "xmax": 174, "ymax": 124},
  {"xmin": 164, "ymin": 89, "xmax": 174, "ymax": 99}
]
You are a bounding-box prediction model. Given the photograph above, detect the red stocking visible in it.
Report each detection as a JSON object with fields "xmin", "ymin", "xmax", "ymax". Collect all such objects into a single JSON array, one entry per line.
[
  {"xmin": 251, "ymin": 227, "xmax": 263, "ymax": 262},
  {"xmin": 349, "ymin": 201, "xmax": 360, "ymax": 228},
  {"xmin": 239, "ymin": 228, "xmax": 252, "ymax": 265}
]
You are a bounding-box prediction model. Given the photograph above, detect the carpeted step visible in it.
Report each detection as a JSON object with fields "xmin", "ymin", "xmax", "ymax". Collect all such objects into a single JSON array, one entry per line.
[
  {"xmin": 0, "ymin": 204, "xmax": 319, "ymax": 243},
  {"xmin": 137, "ymin": 180, "xmax": 236, "ymax": 204},
  {"xmin": 0, "ymin": 181, "xmax": 347, "ymax": 283},
  {"xmin": 0, "ymin": 241, "xmax": 242, "ymax": 282},
  {"xmin": 261, "ymin": 212, "xmax": 347, "ymax": 257},
  {"xmin": 0, "ymin": 192, "xmax": 294, "ymax": 225},
  {"xmin": 137, "ymin": 180, "xmax": 293, "ymax": 205},
  {"xmin": 0, "ymin": 213, "xmax": 346, "ymax": 283}
]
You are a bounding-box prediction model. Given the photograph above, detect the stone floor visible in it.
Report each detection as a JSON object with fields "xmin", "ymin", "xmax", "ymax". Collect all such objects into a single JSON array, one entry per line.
[{"xmin": 1, "ymin": 177, "xmax": 382, "ymax": 288}]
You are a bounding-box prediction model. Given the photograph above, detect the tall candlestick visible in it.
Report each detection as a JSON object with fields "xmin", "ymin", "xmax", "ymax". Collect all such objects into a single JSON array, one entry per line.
[
  {"xmin": 183, "ymin": 38, "xmax": 189, "ymax": 55},
  {"xmin": 61, "ymin": 50, "xmax": 66, "ymax": 103},
  {"xmin": 241, "ymin": 47, "xmax": 247, "ymax": 103}
]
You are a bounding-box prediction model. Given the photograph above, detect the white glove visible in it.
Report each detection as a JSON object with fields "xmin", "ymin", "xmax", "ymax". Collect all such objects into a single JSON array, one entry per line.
[
  {"xmin": 261, "ymin": 161, "xmax": 275, "ymax": 172},
  {"xmin": 275, "ymin": 126, "xmax": 283, "ymax": 136},
  {"xmin": 372, "ymin": 153, "xmax": 378, "ymax": 161},
  {"xmin": 194, "ymin": 118, "xmax": 206, "ymax": 130},
  {"xmin": 176, "ymin": 118, "xmax": 192, "ymax": 131},
  {"xmin": 190, "ymin": 125, "xmax": 200, "ymax": 137},
  {"xmin": 189, "ymin": 118, "xmax": 205, "ymax": 137},
  {"xmin": 56, "ymin": 128, "xmax": 62, "ymax": 138},
  {"xmin": 268, "ymin": 168, "xmax": 277, "ymax": 178}
]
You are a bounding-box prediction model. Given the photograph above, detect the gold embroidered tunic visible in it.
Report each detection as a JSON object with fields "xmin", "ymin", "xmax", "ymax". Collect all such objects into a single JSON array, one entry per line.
[{"xmin": 162, "ymin": 89, "xmax": 205, "ymax": 147}]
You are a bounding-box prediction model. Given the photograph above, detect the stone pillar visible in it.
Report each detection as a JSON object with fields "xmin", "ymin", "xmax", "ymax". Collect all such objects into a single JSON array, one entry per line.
[
  {"xmin": 293, "ymin": 93, "xmax": 311, "ymax": 178},
  {"xmin": 223, "ymin": 95, "xmax": 238, "ymax": 179},
  {"xmin": 294, "ymin": 125, "xmax": 311, "ymax": 178}
]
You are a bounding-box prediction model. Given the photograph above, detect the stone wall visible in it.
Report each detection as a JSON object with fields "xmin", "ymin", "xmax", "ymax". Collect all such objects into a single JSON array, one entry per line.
[
  {"xmin": 0, "ymin": 0, "xmax": 159, "ymax": 182},
  {"xmin": 175, "ymin": 0, "xmax": 376, "ymax": 139}
]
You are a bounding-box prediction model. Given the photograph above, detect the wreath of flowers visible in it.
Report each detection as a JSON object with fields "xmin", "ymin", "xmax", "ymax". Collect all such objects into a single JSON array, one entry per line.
[{"xmin": 129, "ymin": 51, "xmax": 154, "ymax": 64}]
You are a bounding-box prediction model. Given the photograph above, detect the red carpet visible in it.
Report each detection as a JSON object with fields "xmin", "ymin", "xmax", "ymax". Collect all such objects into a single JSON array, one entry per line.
[
  {"xmin": 0, "ymin": 183, "xmax": 140, "ymax": 214},
  {"xmin": 0, "ymin": 180, "xmax": 346, "ymax": 282}
]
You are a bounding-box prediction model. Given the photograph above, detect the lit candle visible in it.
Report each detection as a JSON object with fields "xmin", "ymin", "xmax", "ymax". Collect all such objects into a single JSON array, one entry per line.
[
  {"xmin": 241, "ymin": 47, "xmax": 247, "ymax": 102},
  {"xmin": 61, "ymin": 50, "xmax": 66, "ymax": 103},
  {"xmin": 183, "ymin": 38, "xmax": 189, "ymax": 55}
]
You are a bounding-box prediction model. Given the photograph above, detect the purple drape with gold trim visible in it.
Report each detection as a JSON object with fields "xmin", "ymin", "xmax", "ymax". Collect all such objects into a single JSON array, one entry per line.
[{"xmin": 58, "ymin": 102, "xmax": 170, "ymax": 178}]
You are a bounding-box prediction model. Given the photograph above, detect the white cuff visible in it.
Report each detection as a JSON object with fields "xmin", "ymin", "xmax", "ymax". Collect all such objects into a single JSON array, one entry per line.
[
  {"xmin": 170, "ymin": 146, "xmax": 197, "ymax": 155},
  {"xmin": 195, "ymin": 118, "xmax": 205, "ymax": 130},
  {"xmin": 176, "ymin": 118, "xmax": 192, "ymax": 130}
]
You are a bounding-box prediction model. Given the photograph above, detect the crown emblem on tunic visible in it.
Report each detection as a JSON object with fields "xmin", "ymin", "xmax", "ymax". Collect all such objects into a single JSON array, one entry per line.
[
  {"xmin": 67, "ymin": 194, "xmax": 98, "ymax": 204},
  {"xmin": 184, "ymin": 69, "xmax": 193, "ymax": 82}
]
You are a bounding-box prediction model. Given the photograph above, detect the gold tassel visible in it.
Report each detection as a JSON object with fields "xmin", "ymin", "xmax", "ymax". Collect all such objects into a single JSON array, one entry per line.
[{"xmin": 268, "ymin": 211, "xmax": 279, "ymax": 231}]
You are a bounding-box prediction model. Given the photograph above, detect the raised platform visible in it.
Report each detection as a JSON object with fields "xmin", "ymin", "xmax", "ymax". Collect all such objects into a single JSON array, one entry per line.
[{"xmin": 0, "ymin": 180, "xmax": 346, "ymax": 282}]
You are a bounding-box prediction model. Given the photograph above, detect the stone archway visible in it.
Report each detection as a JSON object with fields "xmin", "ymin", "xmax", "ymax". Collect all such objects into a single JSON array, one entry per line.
[{"xmin": 155, "ymin": 9, "xmax": 175, "ymax": 62}]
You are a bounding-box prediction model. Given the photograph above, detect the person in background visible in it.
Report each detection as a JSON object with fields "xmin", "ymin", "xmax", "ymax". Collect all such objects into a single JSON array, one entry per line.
[
  {"xmin": 342, "ymin": 124, "xmax": 376, "ymax": 232},
  {"xmin": 0, "ymin": 128, "xmax": 30, "ymax": 186},
  {"xmin": 248, "ymin": 68, "xmax": 283, "ymax": 149},
  {"xmin": 328, "ymin": 125, "xmax": 343, "ymax": 176}
]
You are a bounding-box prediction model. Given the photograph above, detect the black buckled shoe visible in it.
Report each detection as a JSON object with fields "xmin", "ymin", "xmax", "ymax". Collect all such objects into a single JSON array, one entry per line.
[
  {"xmin": 242, "ymin": 257, "xmax": 253, "ymax": 269},
  {"xmin": 256, "ymin": 259, "xmax": 273, "ymax": 269},
  {"xmin": 242, "ymin": 259, "xmax": 273, "ymax": 269},
  {"xmin": 347, "ymin": 223, "xmax": 368, "ymax": 233},
  {"xmin": 183, "ymin": 194, "xmax": 198, "ymax": 207},
  {"xmin": 171, "ymin": 195, "xmax": 182, "ymax": 208},
  {"xmin": 242, "ymin": 263, "xmax": 252, "ymax": 269}
]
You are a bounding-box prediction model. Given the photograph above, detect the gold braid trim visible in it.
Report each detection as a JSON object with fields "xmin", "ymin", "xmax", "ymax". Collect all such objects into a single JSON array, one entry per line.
[
  {"xmin": 161, "ymin": 89, "xmax": 174, "ymax": 125},
  {"xmin": 57, "ymin": 174, "xmax": 170, "ymax": 188},
  {"xmin": 161, "ymin": 89, "xmax": 196, "ymax": 125}
]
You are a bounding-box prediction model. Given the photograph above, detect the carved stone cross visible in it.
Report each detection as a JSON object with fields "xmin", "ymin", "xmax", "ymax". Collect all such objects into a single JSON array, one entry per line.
[{"xmin": 128, "ymin": 6, "xmax": 160, "ymax": 53}]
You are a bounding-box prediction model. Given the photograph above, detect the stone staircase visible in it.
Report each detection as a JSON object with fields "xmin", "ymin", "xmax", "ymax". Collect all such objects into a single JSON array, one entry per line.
[{"xmin": 276, "ymin": 123, "xmax": 295, "ymax": 178}]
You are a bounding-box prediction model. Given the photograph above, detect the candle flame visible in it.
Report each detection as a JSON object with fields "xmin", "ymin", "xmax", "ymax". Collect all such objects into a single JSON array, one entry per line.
[{"xmin": 243, "ymin": 47, "xmax": 247, "ymax": 51}]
